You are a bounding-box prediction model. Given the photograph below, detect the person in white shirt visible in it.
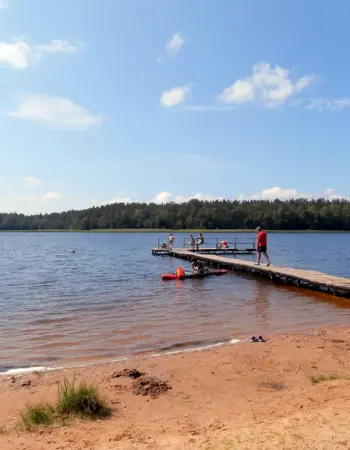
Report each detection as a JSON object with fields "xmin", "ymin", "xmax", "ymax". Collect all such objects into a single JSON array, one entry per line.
[{"xmin": 168, "ymin": 233, "xmax": 175, "ymax": 250}]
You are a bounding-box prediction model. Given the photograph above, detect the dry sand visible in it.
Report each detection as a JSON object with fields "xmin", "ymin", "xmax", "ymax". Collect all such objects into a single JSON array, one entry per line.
[{"xmin": 1, "ymin": 327, "xmax": 350, "ymax": 449}]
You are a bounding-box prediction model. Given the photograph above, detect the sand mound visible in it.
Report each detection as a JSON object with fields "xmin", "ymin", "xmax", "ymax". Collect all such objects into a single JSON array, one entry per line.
[{"xmin": 132, "ymin": 376, "xmax": 171, "ymax": 397}]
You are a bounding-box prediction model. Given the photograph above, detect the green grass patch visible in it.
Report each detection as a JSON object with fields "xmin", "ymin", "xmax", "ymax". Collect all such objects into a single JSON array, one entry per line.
[
  {"xmin": 20, "ymin": 403, "xmax": 55, "ymax": 431},
  {"xmin": 20, "ymin": 378, "xmax": 110, "ymax": 431},
  {"xmin": 310, "ymin": 373, "xmax": 350, "ymax": 384},
  {"xmin": 56, "ymin": 379, "xmax": 109, "ymax": 419}
]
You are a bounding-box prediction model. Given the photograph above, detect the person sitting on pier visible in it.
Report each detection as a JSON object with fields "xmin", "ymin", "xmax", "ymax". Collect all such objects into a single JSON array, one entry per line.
[
  {"xmin": 191, "ymin": 258, "xmax": 208, "ymax": 275},
  {"xmin": 255, "ymin": 226, "xmax": 271, "ymax": 266},
  {"xmin": 220, "ymin": 240, "xmax": 229, "ymax": 249},
  {"xmin": 196, "ymin": 233, "xmax": 205, "ymax": 250}
]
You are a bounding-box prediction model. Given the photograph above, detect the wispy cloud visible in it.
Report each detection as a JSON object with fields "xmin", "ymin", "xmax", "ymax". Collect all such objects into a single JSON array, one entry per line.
[
  {"xmin": 34, "ymin": 39, "xmax": 83, "ymax": 55},
  {"xmin": 308, "ymin": 98, "xmax": 350, "ymax": 112},
  {"xmin": 0, "ymin": 38, "xmax": 83, "ymax": 69},
  {"xmin": 43, "ymin": 192, "xmax": 62, "ymax": 201},
  {"xmin": 8, "ymin": 94, "xmax": 108, "ymax": 130},
  {"xmin": 217, "ymin": 63, "xmax": 315, "ymax": 108},
  {"xmin": 23, "ymin": 176, "xmax": 42, "ymax": 189},
  {"xmin": 0, "ymin": 0, "xmax": 9, "ymax": 9},
  {"xmin": 160, "ymin": 84, "xmax": 191, "ymax": 107},
  {"xmin": 166, "ymin": 32, "xmax": 185, "ymax": 54}
]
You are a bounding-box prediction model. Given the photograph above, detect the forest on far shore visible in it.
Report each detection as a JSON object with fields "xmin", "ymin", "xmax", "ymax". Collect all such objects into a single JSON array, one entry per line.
[{"xmin": 1, "ymin": 198, "xmax": 350, "ymax": 231}]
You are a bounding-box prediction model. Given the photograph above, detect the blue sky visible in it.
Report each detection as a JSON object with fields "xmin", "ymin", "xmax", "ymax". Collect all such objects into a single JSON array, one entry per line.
[{"xmin": 0, "ymin": 0, "xmax": 350, "ymax": 214}]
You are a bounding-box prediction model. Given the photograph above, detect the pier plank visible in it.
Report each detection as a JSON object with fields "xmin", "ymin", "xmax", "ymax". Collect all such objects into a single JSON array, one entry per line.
[{"xmin": 151, "ymin": 247, "xmax": 255, "ymax": 255}]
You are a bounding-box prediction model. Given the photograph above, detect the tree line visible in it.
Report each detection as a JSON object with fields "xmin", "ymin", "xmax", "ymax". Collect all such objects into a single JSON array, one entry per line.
[{"xmin": 1, "ymin": 198, "xmax": 350, "ymax": 231}]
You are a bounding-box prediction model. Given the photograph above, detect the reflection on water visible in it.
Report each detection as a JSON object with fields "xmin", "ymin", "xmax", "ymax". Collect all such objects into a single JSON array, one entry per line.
[{"xmin": 0, "ymin": 231, "xmax": 350, "ymax": 371}]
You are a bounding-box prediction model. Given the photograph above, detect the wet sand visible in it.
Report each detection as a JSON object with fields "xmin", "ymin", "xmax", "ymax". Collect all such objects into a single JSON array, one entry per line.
[{"xmin": 1, "ymin": 327, "xmax": 350, "ymax": 449}]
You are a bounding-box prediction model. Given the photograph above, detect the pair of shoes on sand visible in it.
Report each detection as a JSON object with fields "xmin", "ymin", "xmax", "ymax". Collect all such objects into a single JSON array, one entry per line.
[
  {"xmin": 251, "ymin": 336, "xmax": 265, "ymax": 343},
  {"xmin": 254, "ymin": 263, "xmax": 271, "ymax": 267}
]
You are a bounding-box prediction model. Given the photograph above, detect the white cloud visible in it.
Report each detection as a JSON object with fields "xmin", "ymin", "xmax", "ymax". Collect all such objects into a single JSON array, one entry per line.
[
  {"xmin": 153, "ymin": 191, "xmax": 171, "ymax": 203},
  {"xmin": 218, "ymin": 79, "xmax": 255, "ymax": 104},
  {"xmin": 166, "ymin": 32, "xmax": 185, "ymax": 54},
  {"xmin": 160, "ymin": 85, "xmax": 191, "ymax": 107},
  {"xmin": 0, "ymin": 0, "xmax": 9, "ymax": 9},
  {"xmin": 43, "ymin": 192, "xmax": 62, "ymax": 201},
  {"xmin": 260, "ymin": 186, "xmax": 300, "ymax": 200},
  {"xmin": 0, "ymin": 41, "xmax": 32, "ymax": 69},
  {"xmin": 0, "ymin": 38, "xmax": 82, "ymax": 69},
  {"xmin": 308, "ymin": 98, "xmax": 350, "ymax": 112},
  {"xmin": 218, "ymin": 63, "xmax": 314, "ymax": 108},
  {"xmin": 8, "ymin": 94, "xmax": 107, "ymax": 130},
  {"xmin": 23, "ymin": 176, "xmax": 42, "ymax": 188}
]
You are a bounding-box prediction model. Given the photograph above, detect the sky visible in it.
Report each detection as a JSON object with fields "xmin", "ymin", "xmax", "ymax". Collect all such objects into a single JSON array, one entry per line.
[{"xmin": 1, "ymin": 0, "xmax": 350, "ymax": 214}]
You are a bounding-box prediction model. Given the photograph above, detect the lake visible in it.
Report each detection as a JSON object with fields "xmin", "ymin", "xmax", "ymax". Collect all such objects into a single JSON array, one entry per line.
[{"xmin": 1, "ymin": 231, "xmax": 350, "ymax": 373}]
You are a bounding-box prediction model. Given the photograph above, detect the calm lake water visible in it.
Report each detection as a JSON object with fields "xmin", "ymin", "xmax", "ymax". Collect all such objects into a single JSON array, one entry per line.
[{"xmin": 1, "ymin": 231, "xmax": 350, "ymax": 373}]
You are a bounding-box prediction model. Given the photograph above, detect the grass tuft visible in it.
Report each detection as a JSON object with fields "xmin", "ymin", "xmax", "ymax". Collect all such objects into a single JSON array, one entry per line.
[
  {"xmin": 310, "ymin": 373, "xmax": 350, "ymax": 384},
  {"xmin": 20, "ymin": 378, "xmax": 110, "ymax": 431},
  {"xmin": 56, "ymin": 378, "xmax": 109, "ymax": 419},
  {"xmin": 20, "ymin": 403, "xmax": 55, "ymax": 431}
]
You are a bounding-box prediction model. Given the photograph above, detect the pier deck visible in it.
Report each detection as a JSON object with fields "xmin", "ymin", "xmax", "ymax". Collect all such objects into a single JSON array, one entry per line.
[{"xmin": 156, "ymin": 249, "xmax": 350, "ymax": 297}]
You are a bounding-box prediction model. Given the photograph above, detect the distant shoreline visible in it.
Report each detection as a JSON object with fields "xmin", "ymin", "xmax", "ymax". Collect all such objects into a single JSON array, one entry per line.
[{"xmin": 0, "ymin": 229, "xmax": 349, "ymax": 233}]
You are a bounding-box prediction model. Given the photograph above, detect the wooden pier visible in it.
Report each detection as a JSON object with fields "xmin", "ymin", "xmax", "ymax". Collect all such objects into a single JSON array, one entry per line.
[{"xmin": 154, "ymin": 249, "xmax": 350, "ymax": 298}]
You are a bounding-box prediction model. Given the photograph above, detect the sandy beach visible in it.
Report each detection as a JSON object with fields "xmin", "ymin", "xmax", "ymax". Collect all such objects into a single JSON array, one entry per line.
[{"xmin": 1, "ymin": 327, "xmax": 350, "ymax": 449}]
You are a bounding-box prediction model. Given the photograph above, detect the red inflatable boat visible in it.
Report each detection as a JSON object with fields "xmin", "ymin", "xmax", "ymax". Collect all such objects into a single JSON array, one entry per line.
[{"xmin": 162, "ymin": 269, "xmax": 228, "ymax": 281}]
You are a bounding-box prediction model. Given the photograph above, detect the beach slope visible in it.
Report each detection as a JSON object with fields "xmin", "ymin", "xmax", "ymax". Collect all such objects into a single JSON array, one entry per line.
[{"xmin": 1, "ymin": 327, "xmax": 350, "ymax": 449}]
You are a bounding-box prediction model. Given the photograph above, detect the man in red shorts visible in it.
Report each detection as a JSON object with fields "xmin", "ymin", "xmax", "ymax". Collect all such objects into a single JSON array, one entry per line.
[{"xmin": 255, "ymin": 226, "xmax": 271, "ymax": 266}]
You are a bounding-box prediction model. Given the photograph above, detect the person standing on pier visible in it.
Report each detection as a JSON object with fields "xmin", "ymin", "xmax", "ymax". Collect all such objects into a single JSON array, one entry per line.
[
  {"xmin": 168, "ymin": 233, "xmax": 175, "ymax": 250},
  {"xmin": 255, "ymin": 227, "xmax": 271, "ymax": 266},
  {"xmin": 189, "ymin": 234, "xmax": 195, "ymax": 251}
]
